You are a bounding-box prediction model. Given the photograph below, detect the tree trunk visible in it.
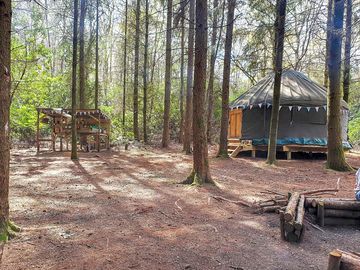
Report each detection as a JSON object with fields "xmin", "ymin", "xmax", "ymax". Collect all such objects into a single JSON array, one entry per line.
[
  {"xmin": 162, "ymin": 0, "xmax": 173, "ymax": 148},
  {"xmin": 122, "ymin": 0, "xmax": 128, "ymax": 130},
  {"xmin": 0, "ymin": 0, "xmax": 11, "ymax": 242},
  {"xmin": 179, "ymin": 16, "xmax": 185, "ymax": 144},
  {"xmin": 342, "ymin": 0, "xmax": 352, "ymax": 103},
  {"xmin": 143, "ymin": 0, "xmax": 149, "ymax": 143},
  {"xmin": 185, "ymin": 0, "xmax": 213, "ymax": 185},
  {"xmin": 133, "ymin": 0, "xmax": 141, "ymax": 141},
  {"xmin": 217, "ymin": 0, "xmax": 236, "ymax": 158},
  {"xmin": 183, "ymin": 0, "xmax": 195, "ymax": 154},
  {"xmin": 206, "ymin": 0, "xmax": 219, "ymax": 144},
  {"xmin": 324, "ymin": 0, "xmax": 333, "ymax": 88},
  {"xmin": 79, "ymin": 0, "xmax": 86, "ymax": 109},
  {"xmin": 327, "ymin": 0, "xmax": 352, "ymax": 171},
  {"xmin": 71, "ymin": 0, "xmax": 79, "ymax": 160},
  {"xmin": 266, "ymin": 0, "xmax": 287, "ymax": 165},
  {"xmin": 95, "ymin": 0, "xmax": 99, "ymax": 109}
]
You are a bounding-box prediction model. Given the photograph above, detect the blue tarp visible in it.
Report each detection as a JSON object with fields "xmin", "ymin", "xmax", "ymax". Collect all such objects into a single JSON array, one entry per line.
[{"xmin": 252, "ymin": 137, "xmax": 352, "ymax": 149}]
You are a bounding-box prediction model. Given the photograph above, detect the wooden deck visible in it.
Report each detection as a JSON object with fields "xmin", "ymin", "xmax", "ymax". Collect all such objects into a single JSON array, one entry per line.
[{"xmin": 227, "ymin": 139, "xmax": 328, "ymax": 160}]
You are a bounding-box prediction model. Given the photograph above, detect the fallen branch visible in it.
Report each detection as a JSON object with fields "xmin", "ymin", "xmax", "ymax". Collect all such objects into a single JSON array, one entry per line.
[
  {"xmin": 301, "ymin": 178, "xmax": 340, "ymax": 196},
  {"xmin": 210, "ymin": 195, "xmax": 252, "ymax": 207}
]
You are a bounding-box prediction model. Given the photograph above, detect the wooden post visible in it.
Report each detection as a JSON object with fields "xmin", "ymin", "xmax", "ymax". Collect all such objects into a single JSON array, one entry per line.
[
  {"xmin": 286, "ymin": 151, "xmax": 291, "ymax": 160},
  {"xmin": 60, "ymin": 136, "xmax": 63, "ymax": 152},
  {"xmin": 60, "ymin": 113, "xmax": 63, "ymax": 152},
  {"xmin": 52, "ymin": 132, "xmax": 56, "ymax": 151},
  {"xmin": 327, "ymin": 250, "xmax": 341, "ymax": 270},
  {"xmin": 36, "ymin": 109, "xmax": 40, "ymax": 153},
  {"xmin": 97, "ymin": 115, "xmax": 100, "ymax": 152},
  {"xmin": 251, "ymin": 149, "xmax": 256, "ymax": 158},
  {"xmin": 279, "ymin": 210, "xmax": 286, "ymax": 240},
  {"xmin": 317, "ymin": 201, "xmax": 325, "ymax": 227}
]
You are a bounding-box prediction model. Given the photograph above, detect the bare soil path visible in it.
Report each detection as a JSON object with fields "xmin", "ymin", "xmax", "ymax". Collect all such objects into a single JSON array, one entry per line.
[{"xmin": 1, "ymin": 146, "xmax": 360, "ymax": 270}]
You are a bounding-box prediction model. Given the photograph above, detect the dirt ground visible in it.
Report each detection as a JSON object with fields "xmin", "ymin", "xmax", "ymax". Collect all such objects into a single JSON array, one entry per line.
[{"xmin": 1, "ymin": 145, "xmax": 360, "ymax": 270}]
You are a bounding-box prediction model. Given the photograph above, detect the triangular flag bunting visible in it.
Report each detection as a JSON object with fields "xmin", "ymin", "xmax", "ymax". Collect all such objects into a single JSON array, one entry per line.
[
  {"xmin": 306, "ymin": 107, "xmax": 311, "ymax": 112},
  {"xmin": 249, "ymin": 105, "xmax": 253, "ymax": 110},
  {"xmin": 288, "ymin": 106, "xmax": 293, "ymax": 111},
  {"xmin": 258, "ymin": 103, "xmax": 262, "ymax": 109},
  {"xmin": 297, "ymin": 106, "xmax": 302, "ymax": 111},
  {"xmin": 315, "ymin": 107, "xmax": 319, "ymax": 112},
  {"xmin": 279, "ymin": 106, "xmax": 282, "ymax": 111}
]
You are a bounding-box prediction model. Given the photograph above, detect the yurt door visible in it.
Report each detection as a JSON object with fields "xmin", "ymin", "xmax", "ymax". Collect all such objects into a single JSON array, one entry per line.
[{"xmin": 228, "ymin": 109, "xmax": 242, "ymax": 138}]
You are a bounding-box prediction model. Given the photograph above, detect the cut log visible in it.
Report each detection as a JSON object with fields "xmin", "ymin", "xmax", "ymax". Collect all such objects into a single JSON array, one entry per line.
[
  {"xmin": 275, "ymin": 199, "xmax": 288, "ymax": 206},
  {"xmin": 311, "ymin": 198, "xmax": 356, "ymax": 208},
  {"xmin": 279, "ymin": 210, "xmax": 285, "ymax": 240},
  {"xmin": 262, "ymin": 205, "xmax": 281, "ymax": 213},
  {"xmin": 284, "ymin": 221, "xmax": 295, "ymax": 233},
  {"xmin": 323, "ymin": 200, "xmax": 360, "ymax": 211},
  {"xmin": 325, "ymin": 209, "xmax": 360, "ymax": 219},
  {"xmin": 327, "ymin": 250, "xmax": 342, "ymax": 270},
  {"xmin": 324, "ymin": 217, "xmax": 360, "ymax": 226},
  {"xmin": 317, "ymin": 201, "xmax": 325, "ymax": 227},
  {"xmin": 286, "ymin": 231, "xmax": 298, "ymax": 242},
  {"xmin": 294, "ymin": 195, "xmax": 305, "ymax": 231},
  {"xmin": 335, "ymin": 249, "xmax": 360, "ymax": 270},
  {"xmin": 284, "ymin": 192, "xmax": 300, "ymax": 222}
]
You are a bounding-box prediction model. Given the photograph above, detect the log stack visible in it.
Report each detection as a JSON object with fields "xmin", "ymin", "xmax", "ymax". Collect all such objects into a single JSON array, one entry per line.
[
  {"xmin": 327, "ymin": 249, "xmax": 360, "ymax": 270},
  {"xmin": 279, "ymin": 193, "xmax": 306, "ymax": 242},
  {"xmin": 305, "ymin": 198, "xmax": 360, "ymax": 227}
]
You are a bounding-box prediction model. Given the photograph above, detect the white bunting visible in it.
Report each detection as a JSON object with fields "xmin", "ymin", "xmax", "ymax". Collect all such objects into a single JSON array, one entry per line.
[
  {"xmin": 297, "ymin": 106, "xmax": 302, "ymax": 111},
  {"xmin": 249, "ymin": 105, "xmax": 253, "ymax": 110},
  {"xmin": 267, "ymin": 103, "xmax": 271, "ymax": 108},
  {"xmin": 306, "ymin": 107, "xmax": 311, "ymax": 112},
  {"xmin": 323, "ymin": 105, "xmax": 327, "ymax": 111},
  {"xmin": 315, "ymin": 107, "xmax": 319, "ymax": 112},
  {"xmin": 288, "ymin": 106, "xmax": 293, "ymax": 111},
  {"xmin": 279, "ymin": 106, "xmax": 282, "ymax": 110},
  {"xmin": 258, "ymin": 103, "xmax": 262, "ymax": 109}
]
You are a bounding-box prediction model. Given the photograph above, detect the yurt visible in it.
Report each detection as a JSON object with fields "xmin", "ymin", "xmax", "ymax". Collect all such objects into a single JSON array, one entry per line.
[{"xmin": 228, "ymin": 69, "xmax": 351, "ymax": 158}]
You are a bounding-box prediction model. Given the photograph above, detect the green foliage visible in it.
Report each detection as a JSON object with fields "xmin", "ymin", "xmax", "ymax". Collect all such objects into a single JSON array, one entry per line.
[{"xmin": 10, "ymin": 36, "xmax": 69, "ymax": 142}]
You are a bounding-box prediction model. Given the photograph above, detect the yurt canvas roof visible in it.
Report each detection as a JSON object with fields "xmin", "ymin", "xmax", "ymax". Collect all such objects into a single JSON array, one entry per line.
[{"xmin": 230, "ymin": 69, "xmax": 348, "ymax": 109}]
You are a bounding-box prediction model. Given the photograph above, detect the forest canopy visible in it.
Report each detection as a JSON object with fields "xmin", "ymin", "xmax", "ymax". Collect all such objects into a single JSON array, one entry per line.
[{"xmin": 9, "ymin": 0, "xmax": 360, "ymax": 145}]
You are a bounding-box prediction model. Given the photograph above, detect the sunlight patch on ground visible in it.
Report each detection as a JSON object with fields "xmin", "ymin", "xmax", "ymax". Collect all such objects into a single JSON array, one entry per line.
[
  {"xmin": 237, "ymin": 219, "xmax": 264, "ymax": 230},
  {"xmin": 98, "ymin": 177, "xmax": 161, "ymax": 200},
  {"xmin": 152, "ymin": 226, "xmax": 195, "ymax": 241},
  {"xmin": 10, "ymin": 196, "xmax": 38, "ymax": 211}
]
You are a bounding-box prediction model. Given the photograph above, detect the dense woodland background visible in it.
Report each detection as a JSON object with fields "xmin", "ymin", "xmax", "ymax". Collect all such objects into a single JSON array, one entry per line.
[{"xmin": 9, "ymin": 0, "xmax": 360, "ymax": 145}]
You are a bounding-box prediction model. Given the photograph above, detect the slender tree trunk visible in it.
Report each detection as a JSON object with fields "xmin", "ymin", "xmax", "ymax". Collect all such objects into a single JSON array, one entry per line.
[
  {"xmin": 327, "ymin": 0, "xmax": 352, "ymax": 171},
  {"xmin": 143, "ymin": 0, "xmax": 149, "ymax": 143},
  {"xmin": 185, "ymin": 0, "xmax": 213, "ymax": 185},
  {"xmin": 206, "ymin": 0, "xmax": 219, "ymax": 144},
  {"xmin": 133, "ymin": 0, "xmax": 141, "ymax": 140},
  {"xmin": 272, "ymin": 0, "xmax": 279, "ymax": 70},
  {"xmin": 217, "ymin": 0, "xmax": 236, "ymax": 157},
  {"xmin": 0, "ymin": 0, "xmax": 11, "ymax": 243},
  {"xmin": 79, "ymin": 0, "xmax": 86, "ymax": 109},
  {"xmin": 324, "ymin": 0, "xmax": 333, "ymax": 88},
  {"xmin": 266, "ymin": 0, "xmax": 287, "ymax": 165},
  {"xmin": 71, "ymin": 0, "xmax": 79, "ymax": 160},
  {"xmin": 183, "ymin": 0, "xmax": 195, "ymax": 154},
  {"xmin": 342, "ymin": 0, "xmax": 352, "ymax": 103},
  {"xmin": 179, "ymin": 16, "xmax": 185, "ymax": 143},
  {"xmin": 122, "ymin": 0, "xmax": 128, "ymax": 130},
  {"xmin": 162, "ymin": 0, "xmax": 173, "ymax": 148},
  {"xmin": 95, "ymin": 0, "xmax": 99, "ymax": 109}
]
